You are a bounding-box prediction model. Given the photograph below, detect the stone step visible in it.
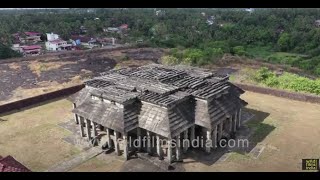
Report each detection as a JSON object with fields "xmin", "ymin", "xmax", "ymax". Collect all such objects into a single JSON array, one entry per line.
[
  {"xmin": 136, "ymin": 152, "xmax": 185, "ymax": 172},
  {"xmin": 45, "ymin": 147, "xmax": 103, "ymax": 172}
]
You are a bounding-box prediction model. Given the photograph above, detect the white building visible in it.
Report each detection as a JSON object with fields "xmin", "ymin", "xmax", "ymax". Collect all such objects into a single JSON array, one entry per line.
[
  {"xmin": 46, "ymin": 33, "xmax": 59, "ymax": 41},
  {"xmin": 103, "ymin": 27, "xmax": 120, "ymax": 33},
  {"xmin": 245, "ymin": 8, "xmax": 254, "ymax": 14},
  {"xmin": 45, "ymin": 39, "xmax": 72, "ymax": 51},
  {"xmin": 11, "ymin": 44, "xmax": 21, "ymax": 52},
  {"xmin": 206, "ymin": 16, "xmax": 215, "ymax": 25}
]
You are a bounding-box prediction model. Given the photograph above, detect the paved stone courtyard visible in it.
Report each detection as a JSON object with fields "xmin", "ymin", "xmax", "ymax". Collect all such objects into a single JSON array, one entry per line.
[{"xmin": 53, "ymin": 109, "xmax": 254, "ymax": 172}]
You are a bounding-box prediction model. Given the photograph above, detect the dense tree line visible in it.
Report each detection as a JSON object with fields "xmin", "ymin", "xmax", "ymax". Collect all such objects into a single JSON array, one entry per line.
[
  {"xmin": 1, "ymin": 8, "xmax": 320, "ymax": 75},
  {"xmin": 0, "ymin": 43, "xmax": 22, "ymax": 59},
  {"xmin": 1, "ymin": 8, "xmax": 320, "ymax": 50}
]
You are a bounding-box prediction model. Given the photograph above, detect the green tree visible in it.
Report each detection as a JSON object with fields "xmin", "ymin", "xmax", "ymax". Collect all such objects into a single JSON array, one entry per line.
[
  {"xmin": 0, "ymin": 43, "xmax": 22, "ymax": 59},
  {"xmin": 277, "ymin": 33, "xmax": 292, "ymax": 51}
]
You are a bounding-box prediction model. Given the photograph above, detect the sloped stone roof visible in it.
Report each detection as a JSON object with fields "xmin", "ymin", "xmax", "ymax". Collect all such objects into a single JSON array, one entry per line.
[{"xmin": 70, "ymin": 64, "xmax": 247, "ymax": 137}]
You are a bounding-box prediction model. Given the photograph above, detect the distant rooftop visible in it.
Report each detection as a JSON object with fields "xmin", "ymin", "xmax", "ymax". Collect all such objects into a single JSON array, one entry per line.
[
  {"xmin": 21, "ymin": 45, "xmax": 42, "ymax": 50},
  {"xmin": 24, "ymin": 31, "xmax": 41, "ymax": 36}
]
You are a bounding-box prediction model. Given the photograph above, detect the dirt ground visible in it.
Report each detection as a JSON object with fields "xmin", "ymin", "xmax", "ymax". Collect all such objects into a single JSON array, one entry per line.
[
  {"xmin": 68, "ymin": 153, "xmax": 125, "ymax": 172},
  {"xmin": 183, "ymin": 92, "xmax": 320, "ymax": 172},
  {"xmin": 0, "ymin": 98, "xmax": 81, "ymax": 172},
  {"xmin": 0, "ymin": 91, "xmax": 319, "ymax": 172},
  {"xmin": 0, "ymin": 48, "xmax": 164, "ymax": 105}
]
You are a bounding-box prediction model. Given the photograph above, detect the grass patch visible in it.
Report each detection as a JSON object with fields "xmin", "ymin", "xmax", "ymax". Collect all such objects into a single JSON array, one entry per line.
[
  {"xmin": 229, "ymin": 67, "xmax": 257, "ymax": 84},
  {"xmin": 8, "ymin": 62, "xmax": 21, "ymax": 70},
  {"xmin": 246, "ymin": 46, "xmax": 274, "ymax": 59},
  {"xmin": 28, "ymin": 60, "xmax": 77, "ymax": 77},
  {"xmin": 247, "ymin": 122, "xmax": 275, "ymax": 143},
  {"xmin": 231, "ymin": 66, "xmax": 320, "ymax": 95},
  {"xmin": 253, "ymin": 67, "xmax": 320, "ymax": 95},
  {"xmin": 227, "ymin": 152, "xmax": 251, "ymax": 161},
  {"xmin": 265, "ymin": 52, "xmax": 305, "ymax": 65}
]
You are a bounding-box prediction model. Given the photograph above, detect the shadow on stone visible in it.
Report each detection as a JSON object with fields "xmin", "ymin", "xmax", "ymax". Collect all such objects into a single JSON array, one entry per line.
[
  {"xmin": 0, "ymin": 118, "xmax": 8, "ymax": 122},
  {"xmin": 234, "ymin": 108, "xmax": 274, "ymax": 155},
  {"xmin": 182, "ymin": 107, "xmax": 273, "ymax": 166},
  {"xmin": 168, "ymin": 165, "xmax": 175, "ymax": 171}
]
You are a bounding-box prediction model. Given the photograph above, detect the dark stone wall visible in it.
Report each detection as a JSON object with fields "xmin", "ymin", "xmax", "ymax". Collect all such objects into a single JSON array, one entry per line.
[
  {"xmin": 0, "ymin": 84, "xmax": 84, "ymax": 114},
  {"xmin": 2, "ymin": 82, "xmax": 319, "ymax": 115},
  {"xmin": 234, "ymin": 83, "xmax": 320, "ymax": 104}
]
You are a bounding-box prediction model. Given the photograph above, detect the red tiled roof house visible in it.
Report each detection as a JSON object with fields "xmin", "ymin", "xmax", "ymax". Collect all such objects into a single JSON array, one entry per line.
[
  {"xmin": 19, "ymin": 45, "xmax": 42, "ymax": 57},
  {"xmin": 0, "ymin": 156, "xmax": 31, "ymax": 172}
]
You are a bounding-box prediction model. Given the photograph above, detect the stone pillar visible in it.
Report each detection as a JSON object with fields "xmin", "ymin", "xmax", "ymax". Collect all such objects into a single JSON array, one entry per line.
[
  {"xmin": 147, "ymin": 131, "xmax": 152, "ymax": 154},
  {"xmin": 167, "ymin": 139, "xmax": 173, "ymax": 164},
  {"xmin": 218, "ymin": 122, "xmax": 223, "ymax": 140},
  {"xmin": 114, "ymin": 131, "xmax": 120, "ymax": 156},
  {"xmin": 183, "ymin": 130, "xmax": 189, "ymax": 153},
  {"xmin": 99, "ymin": 124, "xmax": 104, "ymax": 131},
  {"xmin": 156, "ymin": 135, "xmax": 162, "ymax": 158},
  {"xmin": 229, "ymin": 117, "xmax": 233, "ymax": 133},
  {"xmin": 137, "ymin": 128, "xmax": 142, "ymax": 151},
  {"xmin": 78, "ymin": 116, "xmax": 85, "ymax": 137},
  {"xmin": 74, "ymin": 114, "xmax": 79, "ymax": 125},
  {"xmin": 233, "ymin": 112, "xmax": 238, "ymax": 132},
  {"xmin": 238, "ymin": 108, "xmax": 242, "ymax": 128},
  {"xmin": 176, "ymin": 135, "xmax": 181, "ymax": 161},
  {"xmin": 85, "ymin": 119, "xmax": 91, "ymax": 140},
  {"xmin": 206, "ymin": 130, "xmax": 212, "ymax": 153},
  {"xmin": 123, "ymin": 133, "xmax": 129, "ymax": 160},
  {"xmin": 92, "ymin": 121, "xmax": 98, "ymax": 137},
  {"xmin": 190, "ymin": 125, "xmax": 195, "ymax": 142},
  {"xmin": 201, "ymin": 128, "xmax": 207, "ymax": 151},
  {"xmin": 212, "ymin": 125, "xmax": 217, "ymax": 149},
  {"xmin": 73, "ymin": 103, "xmax": 79, "ymax": 124},
  {"xmin": 106, "ymin": 128, "xmax": 111, "ymax": 148}
]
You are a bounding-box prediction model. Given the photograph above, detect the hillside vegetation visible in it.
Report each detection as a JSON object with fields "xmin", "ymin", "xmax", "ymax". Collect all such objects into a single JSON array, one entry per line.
[{"xmin": 1, "ymin": 8, "xmax": 320, "ymax": 76}]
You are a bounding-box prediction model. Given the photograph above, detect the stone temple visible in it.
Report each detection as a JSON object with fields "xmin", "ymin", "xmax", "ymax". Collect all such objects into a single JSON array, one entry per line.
[{"xmin": 68, "ymin": 64, "xmax": 247, "ymax": 163}]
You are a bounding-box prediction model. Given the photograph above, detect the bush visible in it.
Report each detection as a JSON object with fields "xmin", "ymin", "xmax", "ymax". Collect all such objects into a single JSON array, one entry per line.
[
  {"xmin": 307, "ymin": 47, "xmax": 320, "ymax": 56},
  {"xmin": 161, "ymin": 55, "xmax": 180, "ymax": 65},
  {"xmin": 183, "ymin": 48, "xmax": 205, "ymax": 65},
  {"xmin": 253, "ymin": 67, "xmax": 275, "ymax": 82},
  {"xmin": 181, "ymin": 57, "xmax": 192, "ymax": 65},
  {"xmin": 169, "ymin": 48, "xmax": 184, "ymax": 59},
  {"xmin": 264, "ymin": 76, "xmax": 279, "ymax": 87},
  {"xmin": 296, "ymin": 60, "xmax": 313, "ymax": 71},
  {"xmin": 203, "ymin": 41, "xmax": 230, "ymax": 53},
  {"xmin": 232, "ymin": 46, "xmax": 246, "ymax": 56},
  {"xmin": 314, "ymin": 66, "xmax": 320, "ymax": 76},
  {"xmin": 277, "ymin": 33, "xmax": 292, "ymax": 51},
  {"xmin": 0, "ymin": 43, "xmax": 22, "ymax": 59},
  {"xmin": 253, "ymin": 68, "xmax": 320, "ymax": 95},
  {"xmin": 212, "ymin": 48, "xmax": 224, "ymax": 56}
]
